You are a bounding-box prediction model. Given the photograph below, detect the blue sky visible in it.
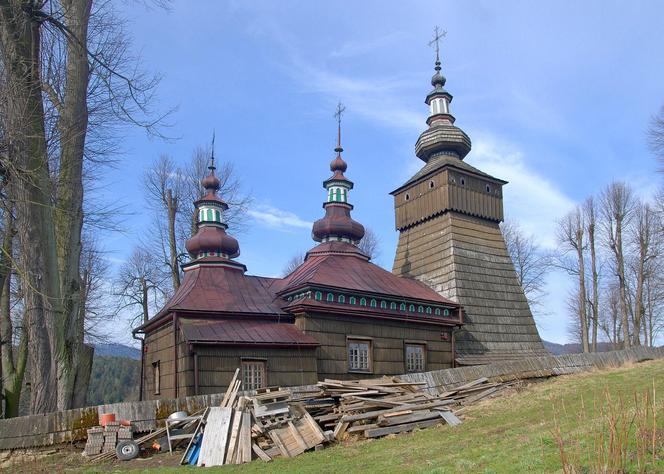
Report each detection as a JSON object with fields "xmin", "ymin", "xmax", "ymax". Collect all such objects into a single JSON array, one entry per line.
[{"xmin": 102, "ymin": 1, "xmax": 664, "ymax": 345}]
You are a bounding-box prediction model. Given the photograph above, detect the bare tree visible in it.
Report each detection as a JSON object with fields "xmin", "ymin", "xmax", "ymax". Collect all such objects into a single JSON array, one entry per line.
[
  {"xmin": 599, "ymin": 283, "xmax": 623, "ymax": 349},
  {"xmin": 628, "ymin": 202, "xmax": 661, "ymax": 345},
  {"xmin": 358, "ymin": 227, "xmax": 381, "ymax": 261},
  {"xmin": 556, "ymin": 208, "xmax": 589, "ymax": 352},
  {"xmin": 114, "ymin": 246, "xmax": 168, "ymax": 329},
  {"xmin": 584, "ymin": 197, "xmax": 601, "ymax": 351},
  {"xmin": 501, "ymin": 220, "xmax": 551, "ymax": 315},
  {"xmin": 649, "ymin": 103, "xmax": 664, "ymax": 168},
  {"xmin": 600, "ymin": 182, "xmax": 635, "ymax": 348},
  {"xmin": 144, "ymin": 155, "xmax": 183, "ymax": 291},
  {"xmin": 282, "ymin": 252, "xmax": 305, "ymax": 277}
]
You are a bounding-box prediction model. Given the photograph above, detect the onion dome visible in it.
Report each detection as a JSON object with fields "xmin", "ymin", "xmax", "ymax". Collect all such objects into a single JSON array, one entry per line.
[
  {"xmin": 185, "ymin": 155, "xmax": 240, "ymax": 260},
  {"xmin": 312, "ymin": 104, "xmax": 365, "ymax": 245},
  {"xmin": 415, "ymin": 36, "xmax": 472, "ymax": 162}
]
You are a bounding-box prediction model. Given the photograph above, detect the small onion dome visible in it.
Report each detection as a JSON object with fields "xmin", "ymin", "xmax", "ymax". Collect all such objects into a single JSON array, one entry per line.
[
  {"xmin": 312, "ymin": 203, "xmax": 365, "ymax": 244},
  {"xmin": 330, "ymin": 153, "xmax": 347, "ymax": 173},
  {"xmin": 201, "ymin": 171, "xmax": 220, "ymax": 191},
  {"xmin": 431, "ymin": 60, "xmax": 446, "ymax": 88},
  {"xmin": 185, "ymin": 225, "xmax": 240, "ymax": 259}
]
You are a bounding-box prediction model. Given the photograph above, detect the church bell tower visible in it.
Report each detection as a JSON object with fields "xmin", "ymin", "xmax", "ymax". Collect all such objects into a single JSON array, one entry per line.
[{"xmin": 391, "ymin": 29, "xmax": 547, "ymax": 365}]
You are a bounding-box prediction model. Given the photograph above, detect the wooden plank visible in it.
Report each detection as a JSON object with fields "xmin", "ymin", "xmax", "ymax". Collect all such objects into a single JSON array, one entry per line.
[
  {"xmin": 197, "ymin": 407, "xmax": 232, "ymax": 467},
  {"xmin": 224, "ymin": 409, "xmax": 243, "ymax": 465},
  {"xmin": 288, "ymin": 422, "xmax": 308, "ymax": 454},
  {"xmin": 241, "ymin": 411, "xmax": 252, "ymax": 464},
  {"xmin": 221, "ymin": 368, "xmax": 240, "ymax": 407},
  {"xmin": 341, "ymin": 399, "xmax": 455, "ymax": 423},
  {"xmin": 437, "ymin": 410, "xmax": 462, "ymax": 426},
  {"xmin": 364, "ymin": 417, "xmax": 444, "ymax": 438},
  {"xmin": 333, "ymin": 421, "xmax": 349, "ymax": 440},
  {"xmin": 268, "ymin": 430, "xmax": 291, "ymax": 458},
  {"xmin": 252, "ymin": 443, "xmax": 272, "ymax": 462},
  {"xmin": 378, "ymin": 410, "xmax": 439, "ymax": 427}
]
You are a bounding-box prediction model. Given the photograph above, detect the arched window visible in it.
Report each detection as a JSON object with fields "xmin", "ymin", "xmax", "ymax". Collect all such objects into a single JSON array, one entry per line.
[
  {"xmin": 400, "ymin": 303, "xmax": 406, "ymax": 311},
  {"xmin": 409, "ymin": 304, "xmax": 415, "ymax": 312},
  {"xmin": 349, "ymin": 296, "xmax": 357, "ymax": 305},
  {"xmin": 314, "ymin": 291, "xmax": 322, "ymax": 301},
  {"xmin": 370, "ymin": 299, "xmax": 377, "ymax": 308},
  {"xmin": 434, "ymin": 308, "xmax": 441, "ymax": 316},
  {"xmin": 443, "ymin": 308, "xmax": 450, "ymax": 316},
  {"xmin": 426, "ymin": 307, "xmax": 432, "ymax": 314},
  {"xmin": 359, "ymin": 298, "xmax": 367, "ymax": 306},
  {"xmin": 380, "ymin": 300, "xmax": 387, "ymax": 309},
  {"xmin": 335, "ymin": 188, "xmax": 342, "ymax": 202},
  {"xmin": 326, "ymin": 293, "xmax": 334, "ymax": 302},
  {"xmin": 417, "ymin": 305, "xmax": 424, "ymax": 313},
  {"xmin": 338, "ymin": 294, "xmax": 345, "ymax": 304},
  {"xmin": 390, "ymin": 302, "xmax": 397, "ymax": 310}
]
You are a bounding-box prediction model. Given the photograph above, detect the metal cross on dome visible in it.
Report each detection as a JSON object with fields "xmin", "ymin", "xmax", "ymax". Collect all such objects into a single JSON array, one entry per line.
[
  {"xmin": 334, "ymin": 102, "xmax": 346, "ymax": 126},
  {"xmin": 428, "ymin": 26, "xmax": 447, "ymax": 61}
]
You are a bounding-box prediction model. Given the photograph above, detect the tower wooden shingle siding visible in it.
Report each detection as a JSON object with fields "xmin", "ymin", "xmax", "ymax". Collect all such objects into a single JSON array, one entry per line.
[{"xmin": 391, "ymin": 47, "xmax": 547, "ymax": 365}]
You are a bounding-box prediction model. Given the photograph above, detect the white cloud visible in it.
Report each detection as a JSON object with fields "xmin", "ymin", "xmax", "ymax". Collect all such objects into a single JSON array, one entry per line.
[
  {"xmin": 470, "ymin": 133, "xmax": 576, "ymax": 248},
  {"xmin": 248, "ymin": 204, "xmax": 312, "ymax": 231},
  {"xmin": 329, "ymin": 32, "xmax": 408, "ymax": 59}
]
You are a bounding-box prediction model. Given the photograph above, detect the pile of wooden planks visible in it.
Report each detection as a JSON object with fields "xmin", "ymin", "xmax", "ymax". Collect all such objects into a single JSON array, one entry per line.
[{"xmin": 89, "ymin": 369, "xmax": 507, "ymax": 466}]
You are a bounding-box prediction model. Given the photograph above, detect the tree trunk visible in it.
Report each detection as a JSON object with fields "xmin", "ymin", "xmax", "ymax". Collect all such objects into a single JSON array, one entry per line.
[
  {"xmin": 0, "ymin": 2, "xmax": 62, "ymax": 414},
  {"xmin": 614, "ymin": 216, "xmax": 631, "ymax": 347},
  {"xmin": 53, "ymin": 0, "xmax": 92, "ymax": 410},
  {"xmin": 575, "ymin": 227, "xmax": 589, "ymax": 353},
  {"xmin": 167, "ymin": 189, "xmax": 180, "ymax": 290},
  {"xmin": 141, "ymin": 277, "xmax": 149, "ymax": 324},
  {"xmin": 587, "ymin": 206, "xmax": 599, "ymax": 352}
]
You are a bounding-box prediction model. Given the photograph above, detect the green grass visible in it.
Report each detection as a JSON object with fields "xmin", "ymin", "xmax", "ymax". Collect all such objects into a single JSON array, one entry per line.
[{"xmin": 97, "ymin": 359, "xmax": 664, "ymax": 473}]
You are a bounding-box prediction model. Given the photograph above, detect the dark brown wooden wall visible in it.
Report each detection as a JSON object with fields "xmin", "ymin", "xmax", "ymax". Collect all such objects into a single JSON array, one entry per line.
[
  {"xmin": 192, "ymin": 346, "xmax": 318, "ymax": 395},
  {"xmin": 295, "ymin": 313, "xmax": 453, "ymax": 380},
  {"xmin": 143, "ymin": 321, "xmax": 175, "ymax": 400},
  {"xmin": 394, "ymin": 168, "xmax": 504, "ymax": 230}
]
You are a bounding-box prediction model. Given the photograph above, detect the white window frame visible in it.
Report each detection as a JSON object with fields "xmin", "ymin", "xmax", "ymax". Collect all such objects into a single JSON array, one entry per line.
[
  {"xmin": 405, "ymin": 343, "xmax": 426, "ymax": 373},
  {"xmin": 241, "ymin": 359, "xmax": 267, "ymax": 391},
  {"xmin": 347, "ymin": 337, "xmax": 372, "ymax": 373},
  {"xmin": 153, "ymin": 361, "xmax": 161, "ymax": 395}
]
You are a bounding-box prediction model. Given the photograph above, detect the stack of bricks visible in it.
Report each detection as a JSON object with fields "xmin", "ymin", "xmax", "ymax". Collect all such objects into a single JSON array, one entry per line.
[
  {"xmin": 84, "ymin": 427, "xmax": 104, "ymax": 456},
  {"xmin": 83, "ymin": 422, "xmax": 133, "ymax": 456}
]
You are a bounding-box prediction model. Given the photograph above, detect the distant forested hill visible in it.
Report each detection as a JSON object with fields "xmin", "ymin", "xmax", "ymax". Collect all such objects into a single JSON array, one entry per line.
[
  {"xmin": 87, "ymin": 356, "xmax": 140, "ymax": 406},
  {"xmin": 93, "ymin": 343, "xmax": 141, "ymax": 360}
]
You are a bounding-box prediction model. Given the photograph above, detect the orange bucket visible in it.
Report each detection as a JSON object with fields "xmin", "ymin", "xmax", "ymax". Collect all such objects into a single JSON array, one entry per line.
[{"xmin": 100, "ymin": 413, "xmax": 116, "ymax": 426}]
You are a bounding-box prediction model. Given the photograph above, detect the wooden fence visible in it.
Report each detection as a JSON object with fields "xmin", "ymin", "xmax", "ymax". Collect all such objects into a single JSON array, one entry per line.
[{"xmin": 0, "ymin": 346, "xmax": 662, "ymax": 450}]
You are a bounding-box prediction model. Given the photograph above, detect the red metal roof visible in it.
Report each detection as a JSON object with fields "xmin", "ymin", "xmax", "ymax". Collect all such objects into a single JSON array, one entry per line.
[
  {"xmin": 179, "ymin": 318, "xmax": 319, "ymax": 346},
  {"xmin": 278, "ymin": 241, "xmax": 459, "ymax": 306},
  {"xmin": 153, "ymin": 258, "xmax": 285, "ymax": 319}
]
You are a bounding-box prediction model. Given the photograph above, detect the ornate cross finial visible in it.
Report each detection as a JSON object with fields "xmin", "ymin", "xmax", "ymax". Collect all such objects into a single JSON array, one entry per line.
[
  {"xmin": 428, "ymin": 25, "xmax": 447, "ymax": 62},
  {"xmin": 209, "ymin": 130, "xmax": 216, "ymax": 171},
  {"xmin": 334, "ymin": 102, "xmax": 346, "ymax": 150}
]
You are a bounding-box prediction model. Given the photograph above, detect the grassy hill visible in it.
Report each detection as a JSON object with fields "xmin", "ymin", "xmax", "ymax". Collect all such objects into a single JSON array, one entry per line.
[{"xmin": 215, "ymin": 359, "xmax": 664, "ymax": 473}]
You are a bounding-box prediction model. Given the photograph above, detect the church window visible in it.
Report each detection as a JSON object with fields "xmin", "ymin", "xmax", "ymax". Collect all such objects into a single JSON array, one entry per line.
[
  {"xmin": 426, "ymin": 307, "xmax": 432, "ymax": 314},
  {"xmin": 326, "ymin": 292, "xmax": 334, "ymax": 302},
  {"xmin": 486, "ymin": 184, "xmax": 491, "ymax": 193},
  {"xmin": 348, "ymin": 338, "xmax": 372, "ymax": 373},
  {"xmin": 359, "ymin": 297, "xmax": 367, "ymax": 306},
  {"xmin": 405, "ymin": 344, "xmax": 426, "ymax": 372},
  {"xmin": 335, "ymin": 188, "xmax": 342, "ymax": 202},
  {"xmin": 241, "ymin": 360, "xmax": 266, "ymax": 390},
  {"xmin": 404, "ymin": 193, "xmax": 410, "ymax": 201},
  {"xmin": 400, "ymin": 303, "xmax": 406, "ymax": 311},
  {"xmin": 349, "ymin": 296, "xmax": 357, "ymax": 305},
  {"xmin": 409, "ymin": 304, "xmax": 415, "ymax": 312},
  {"xmin": 380, "ymin": 300, "xmax": 387, "ymax": 309},
  {"xmin": 417, "ymin": 305, "xmax": 424, "ymax": 313},
  {"xmin": 435, "ymin": 308, "xmax": 441, "ymax": 316},
  {"xmin": 443, "ymin": 309, "xmax": 450, "ymax": 316},
  {"xmin": 390, "ymin": 302, "xmax": 397, "ymax": 310},
  {"xmin": 370, "ymin": 299, "xmax": 377, "ymax": 308},
  {"xmin": 460, "ymin": 178, "xmax": 465, "ymax": 186},
  {"xmin": 338, "ymin": 295, "xmax": 346, "ymax": 304},
  {"xmin": 429, "ymin": 180, "xmax": 435, "ymax": 189},
  {"xmin": 314, "ymin": 291, "xmax": 322, "ymax": 301},
  {"xmin": 152, "ymin": 361, "xmax": 161, "ymax": 395}
]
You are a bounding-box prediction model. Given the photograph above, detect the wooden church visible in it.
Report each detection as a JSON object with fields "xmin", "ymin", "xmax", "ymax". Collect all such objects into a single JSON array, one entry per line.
[{"xmin": 134, "ymin": 44, "xmax": 546, "ymax": 400}]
